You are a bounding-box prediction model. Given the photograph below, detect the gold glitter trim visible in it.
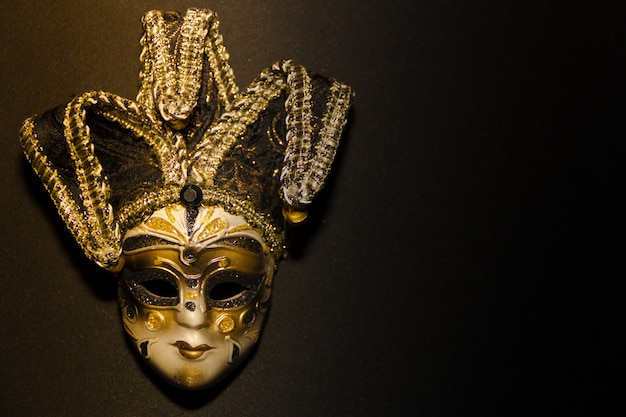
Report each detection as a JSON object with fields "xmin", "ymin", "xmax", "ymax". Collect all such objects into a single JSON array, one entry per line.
[
  {"xmin": 198, "ymin": 205, "xmax": 215, "ymax": 226},
  {"xmin": 196, "ymin": 217, "xmax": 228, "ymax": 242},
  {"xmin": 164, "ymin": 206, "xmax": 177, "ymax": 224},
  {"xmin": 116, "ymin": 184, "xmax": 181, "ymax": 232},
  {"xmin": 143, "ymin": 218, "xmax": 186, "ymax": 242},
  {"xmin": 227, "ymin": 224, "xmax": 254, "ymax": 234}
]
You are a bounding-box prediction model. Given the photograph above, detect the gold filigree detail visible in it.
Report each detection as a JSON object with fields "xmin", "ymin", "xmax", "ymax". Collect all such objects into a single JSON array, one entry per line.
[
  {"xmin": 196, "ymin": 218, "xmax": 228, "ymax": 242},
  {"xmin": 143, "ymin": 218, "xmax": 185, "ymax": 242},
  {"xmin": 197, "ymin": 205, "xmax": 215, "ymax": 227},
  {"xmin": 267, "ymin": 112, "xmax": 286, "ymax": 150},
  {"xmin": 165, "ymin": 206, "xmax": 177, "ymax": 224},
  {"xmin": 227, "ymin": 224, "xmax": 254, "ymax": 235}
]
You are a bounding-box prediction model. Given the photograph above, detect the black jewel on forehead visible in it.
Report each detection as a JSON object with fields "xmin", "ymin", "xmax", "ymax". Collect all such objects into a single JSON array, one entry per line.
[
  {"xmin": 181, "ymin": 184, "xmax": 203, "ymax": 236},
  {"xmin": 180, "ymin": 184, "xmax": 203, "ymax": 209}
]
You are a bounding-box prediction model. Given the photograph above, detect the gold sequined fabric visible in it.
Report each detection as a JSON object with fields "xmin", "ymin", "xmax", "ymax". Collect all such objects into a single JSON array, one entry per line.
[{"xmin": 20, "ymin": 8, "xmax": 353, "ymax": 270}]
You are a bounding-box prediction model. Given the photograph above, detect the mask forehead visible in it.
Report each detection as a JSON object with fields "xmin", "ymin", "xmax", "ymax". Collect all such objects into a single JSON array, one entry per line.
[
  {"xmin": 124, "ymin": 245, "xmax": 269, "ymax": 276},
  {"xmin": 123, "ymin": 204, "xmax": 266, "ymax": 250}
]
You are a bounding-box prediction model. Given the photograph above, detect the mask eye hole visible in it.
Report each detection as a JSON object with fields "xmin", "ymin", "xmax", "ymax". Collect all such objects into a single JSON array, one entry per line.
[
  {"xmin": 205, "ymin": 271, "xmax": 263, "ymax": 309},
  {"xmin": 141, "ymin": 279, "xmax": 178, "ymax": 298},
  {"xmin": 122, "ymin": 268, "xmax": 180, "ymax": 306},
  {"xmin": 209, "ymin": 282, "xmax": 247, "ymax": 301}
]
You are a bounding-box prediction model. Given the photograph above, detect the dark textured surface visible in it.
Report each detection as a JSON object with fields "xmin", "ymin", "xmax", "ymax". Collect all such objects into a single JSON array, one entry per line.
[{"xmin": 1, "ymin": 1, "xmax": 623, "ymax": 416}]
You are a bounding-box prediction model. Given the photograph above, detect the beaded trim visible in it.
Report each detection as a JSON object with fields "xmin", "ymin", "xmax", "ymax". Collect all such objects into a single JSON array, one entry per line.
[
  {"xmin": 136, "ymin": 9, "xmax": 239, "ymax": 121},
  {"xmin": 20, "ymin": 117, "xmax": 114, "ymax": 264},
  {"xmin": 298, "ymin": 81, "xmax": 353, "ymax": 204},
  {"xmin": 278, "ymin": 61, "xmax": 353, "ymax": 206}
]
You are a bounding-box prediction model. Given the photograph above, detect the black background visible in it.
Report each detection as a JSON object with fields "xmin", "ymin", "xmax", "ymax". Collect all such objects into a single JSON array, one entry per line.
[{"xmin": 1, "ymin": 1, "xmax": 623, "ymax": 416}]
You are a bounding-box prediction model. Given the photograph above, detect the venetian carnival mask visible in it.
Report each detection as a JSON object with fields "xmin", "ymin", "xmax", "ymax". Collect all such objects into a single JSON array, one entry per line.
[{"xmin": 20, "ymin": 8, "xmax": 352, "ymax": 389}]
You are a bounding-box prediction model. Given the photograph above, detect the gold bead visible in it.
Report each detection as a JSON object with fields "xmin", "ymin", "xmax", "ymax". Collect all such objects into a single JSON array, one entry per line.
[
  {"xmin": 282, "ymin": 205, "xmax": 308, "ymax": 225},
  {"xmin": 217, "ymin": 315, "xmax": 235, "ymax": 333},
  {"xmin": 145, "ymin": 311, "xmax": 165, "ymax": 330}
]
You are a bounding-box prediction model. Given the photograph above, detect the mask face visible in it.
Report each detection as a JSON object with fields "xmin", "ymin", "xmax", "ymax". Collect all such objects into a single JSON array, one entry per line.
[{"xmin": 117, "ymin": 204, "xmax": 274, "ymax": 389}]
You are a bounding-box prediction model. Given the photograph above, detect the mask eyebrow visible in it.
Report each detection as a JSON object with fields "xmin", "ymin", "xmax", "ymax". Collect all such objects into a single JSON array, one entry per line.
[
  {"xmin": 212, "ymin": 236, "xmax": 264, "ymax": 255},
  {"xmin": 122, "ymin": 235, "xmax": 180, "ymax": 252}
]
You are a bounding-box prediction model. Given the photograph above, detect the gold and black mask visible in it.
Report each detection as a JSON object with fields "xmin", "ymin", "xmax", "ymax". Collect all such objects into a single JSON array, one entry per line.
[{"xmin": 20, "ymin": 8, "xmax": 352, "ymax": 389}]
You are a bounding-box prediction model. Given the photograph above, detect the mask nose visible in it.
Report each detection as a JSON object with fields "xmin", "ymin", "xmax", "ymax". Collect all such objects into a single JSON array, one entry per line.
[{"xmin": 176, "ymin": 290, "xmax": 209, "ymax": 329}]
